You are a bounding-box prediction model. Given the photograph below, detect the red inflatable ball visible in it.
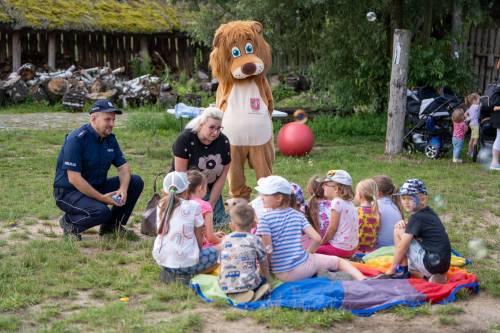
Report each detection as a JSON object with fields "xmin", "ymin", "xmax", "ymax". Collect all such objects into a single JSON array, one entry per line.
[{"xmin": 277, "ymin": 122, "xmax": 315, "ymax": 157}]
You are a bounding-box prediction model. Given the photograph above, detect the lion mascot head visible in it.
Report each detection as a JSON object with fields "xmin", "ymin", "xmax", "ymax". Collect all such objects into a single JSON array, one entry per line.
[{"xmin": 209, "ymin": 21, "xmax": 272, "ymax": 84}]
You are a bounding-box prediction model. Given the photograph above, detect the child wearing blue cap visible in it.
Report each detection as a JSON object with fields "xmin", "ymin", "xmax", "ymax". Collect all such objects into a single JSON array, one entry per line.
[{"xmin": 383, "ymin": 179, "xmax": 451, "ymax": 284}]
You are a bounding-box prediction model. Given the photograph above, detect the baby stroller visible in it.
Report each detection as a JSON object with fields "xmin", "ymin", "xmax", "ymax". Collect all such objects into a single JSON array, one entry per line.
[
  {"xmin": 475, "ymin": 80, "xmax": 500, "ymax": 162},
  {"xmin": 403, "ymin": 87, "xmax": 461, "ymax": 159}
]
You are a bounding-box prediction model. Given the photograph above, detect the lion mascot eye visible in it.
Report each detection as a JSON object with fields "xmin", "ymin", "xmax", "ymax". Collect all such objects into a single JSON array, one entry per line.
[
  {"xmin": 244, "ymin": 42, "xmax": 254, "ymax": 54},
  {"xmin": 231, "ymin": 47, "xmax": 241, "ymax": 58}
]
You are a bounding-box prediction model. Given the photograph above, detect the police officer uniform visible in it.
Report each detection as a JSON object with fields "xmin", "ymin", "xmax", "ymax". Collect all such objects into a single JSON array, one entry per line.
[{"xmin": 53, "ymin": 100, "xmax": 143, "ymax": 237}]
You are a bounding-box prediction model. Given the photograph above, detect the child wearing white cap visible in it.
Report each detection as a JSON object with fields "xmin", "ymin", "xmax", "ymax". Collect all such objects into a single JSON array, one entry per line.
[
  {"xmin": 152, "ymin": 171, "xmax": 218, "ymax": 283},
  {"xmin": 255, "ymin": 175, "xmax": 365, "ymax": 282},
  {"xmin": 316, "ymin": 170, "xmax": 359, "ymax": 258}
]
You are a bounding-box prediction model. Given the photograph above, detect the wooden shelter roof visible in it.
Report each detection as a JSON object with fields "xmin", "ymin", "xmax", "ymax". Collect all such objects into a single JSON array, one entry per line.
[{"xmin": 0, "ymin": 0, "xmax": 190, "ymax": 34}]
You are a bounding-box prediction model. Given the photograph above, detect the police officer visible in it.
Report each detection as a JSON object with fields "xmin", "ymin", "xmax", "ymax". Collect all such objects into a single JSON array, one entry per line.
[{"xmin": 53, "ymin": 99, "xmax": 144, "ymax": 240}]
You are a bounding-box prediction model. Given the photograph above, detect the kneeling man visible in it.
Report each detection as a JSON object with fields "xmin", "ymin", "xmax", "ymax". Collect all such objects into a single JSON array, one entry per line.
[{"xmin": 53, "ymin": 100, "xmax": 144, "ymax": 240}]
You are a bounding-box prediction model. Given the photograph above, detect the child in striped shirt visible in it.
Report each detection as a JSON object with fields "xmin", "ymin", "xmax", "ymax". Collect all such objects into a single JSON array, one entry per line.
[{"xmin": 255, "ymin": 175, "xmax": 366, "ymax": 282}]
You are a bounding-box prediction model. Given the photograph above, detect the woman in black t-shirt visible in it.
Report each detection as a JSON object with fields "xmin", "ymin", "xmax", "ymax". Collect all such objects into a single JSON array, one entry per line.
[{"xmin": 171, "ymin": 107, "xmax": 231, "ymax": 226}]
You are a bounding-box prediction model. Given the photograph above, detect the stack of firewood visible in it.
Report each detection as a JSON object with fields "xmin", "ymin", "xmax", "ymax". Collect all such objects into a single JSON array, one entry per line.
[{"xmin": 0, "ymin": 63, "xmax": 162, "ymax": 111}]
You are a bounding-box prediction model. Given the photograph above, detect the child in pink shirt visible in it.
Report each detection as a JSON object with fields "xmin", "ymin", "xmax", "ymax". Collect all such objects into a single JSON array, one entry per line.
[
  {"xmin": 316, "ymin": 170, "xmax": 359, "ymax": 258},
  {"xmin": 187, "ymin": 170, "xmax": 225, "ymax": 245},
  {"xmin": 451, "ymin": 108, "xmax": 468, "ymax": 163}
]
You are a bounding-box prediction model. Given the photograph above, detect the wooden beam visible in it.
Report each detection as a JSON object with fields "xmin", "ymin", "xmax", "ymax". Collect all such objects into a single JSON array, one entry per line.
[
  {"xmin": 48, "ymin": 33, "xmax": 56, "ymax": 69},
  {"xmin": 12, "ymin": 31, "xmax": 21, "ymax": 71}
]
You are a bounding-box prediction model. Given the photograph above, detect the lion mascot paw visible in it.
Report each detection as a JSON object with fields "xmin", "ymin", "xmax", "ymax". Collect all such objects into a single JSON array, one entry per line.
[{"xmin": 209, "ymin": 20, "xmax": 274, "ymax": 200}]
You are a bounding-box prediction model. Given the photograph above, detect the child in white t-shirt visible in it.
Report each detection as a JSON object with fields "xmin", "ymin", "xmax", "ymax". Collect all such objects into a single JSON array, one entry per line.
[
  {"xmin": 152, "ymin": 171, "xmax": 218, "ymax": 283},
  {"xmin": 317, "ymin": 170, "xmax": 359, "ymax": 258}
]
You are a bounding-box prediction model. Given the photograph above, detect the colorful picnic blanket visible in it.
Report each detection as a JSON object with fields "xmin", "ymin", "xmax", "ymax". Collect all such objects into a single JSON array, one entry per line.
[{"xmin": 190, "ymin": 257, "xmax": 479, "ymax": 316}]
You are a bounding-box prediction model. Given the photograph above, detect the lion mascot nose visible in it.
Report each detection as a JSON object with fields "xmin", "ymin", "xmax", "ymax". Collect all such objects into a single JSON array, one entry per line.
[{"xmin": 242, "ymin": 62, "xmax": 257, "ymax": 75}]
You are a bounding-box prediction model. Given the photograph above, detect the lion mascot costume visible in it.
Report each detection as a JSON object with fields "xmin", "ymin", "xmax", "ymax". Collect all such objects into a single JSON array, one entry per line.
[{"xmin": 209, "ymin": 20, "xmax": 274, "ymax": 200}]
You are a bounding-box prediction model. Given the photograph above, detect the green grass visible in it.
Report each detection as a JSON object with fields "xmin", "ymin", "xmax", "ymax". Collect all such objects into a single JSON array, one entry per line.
[{"xmin": 0, "ymin": 107, "xmax": 498, "ymax": 331}]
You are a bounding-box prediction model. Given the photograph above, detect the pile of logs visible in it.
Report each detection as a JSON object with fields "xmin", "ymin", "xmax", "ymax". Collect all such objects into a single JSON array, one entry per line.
[{"xmin": 0, "ymin": 63, "xmax": 162, "ymax": 111}]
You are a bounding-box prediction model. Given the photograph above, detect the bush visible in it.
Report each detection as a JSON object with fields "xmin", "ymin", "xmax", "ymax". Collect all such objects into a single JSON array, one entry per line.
[{"xmin": 272, "ymin": 84, "xmax": 296, "ymax": 102}]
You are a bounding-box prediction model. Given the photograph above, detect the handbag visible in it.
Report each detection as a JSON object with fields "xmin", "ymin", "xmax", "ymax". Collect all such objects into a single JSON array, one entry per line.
[{"xmin": 140, "ymin": 172, "xmax": 166, "ymax": 236}]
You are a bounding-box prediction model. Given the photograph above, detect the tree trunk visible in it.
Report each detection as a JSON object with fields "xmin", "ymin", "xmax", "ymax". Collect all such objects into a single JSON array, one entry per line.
[
  {"xmin": 45, "ymin": 78, "xmax": 69, "ymax": 103},
  {"xmin": 62, "ymin": 88, "xmax": 86, "ymax": 111},
  {"xmin": 30, "ymin": 84, "xmax": 48, "ymax": 102},
  {"xmin": 388, "ymin": 0, "xmax": 403, "ymax": 56},
  {"xmin": 421, "ymin": 0, "xmax": 433, "ymax": 46},
  {"xmin": 385, "ymin": 29, "xmax": 411, "ymax": 156},
  {"xmin": 451, "ymin": 0, "xmax": 462, "ymax": 58}
]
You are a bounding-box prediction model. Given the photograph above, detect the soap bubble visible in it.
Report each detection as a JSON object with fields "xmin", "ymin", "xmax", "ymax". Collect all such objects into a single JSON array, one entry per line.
[
  {"xmin": 468, "ymin": 238, "xmax": 488, "ymax": 259},
  {"xmin": 432, "ymin": 195, "xmax": 445, "ymax": 208},
  {"xmin": 366, "ymin": 11, "xmax": 377, "ymax": 22}
]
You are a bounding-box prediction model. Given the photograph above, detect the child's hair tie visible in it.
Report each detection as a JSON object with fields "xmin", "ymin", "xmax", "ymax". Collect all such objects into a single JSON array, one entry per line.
[{"xmin": 169, "ymin": 186, "xmax": 177, "ymax": 193}]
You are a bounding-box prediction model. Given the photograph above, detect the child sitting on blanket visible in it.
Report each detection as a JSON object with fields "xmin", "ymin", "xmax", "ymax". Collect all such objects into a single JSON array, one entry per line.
[
  {"xmin": 303, "ymin": 175, "xmax": 331, "ymax": 249},
  {"xmin": 219, "ymin": 204, "xmax": 271, "ymax": 303},
  {"xmin": 372, "ymin": 175, "xmax": 403, "ymax": 248},
  {"xmin": 187, "ymin": 170, "xmax": 224, "ymax": 245},
  {"xmin": 153, "ymin": 172, "xmax": 218, "ymax": 284},
  {"xmin": 255, "ymin": 175, "xmax": 366, "ymax": 282},
  {"xmin": 251, "ymin": 182, "xmax": 304, "ymax": 221},
  {"xmin": 384, "ymin": 179, "xmax": 451, "ymax": 284},
  {"xmin": 355, "ymin": 179, "xmax": 380, "ymax": 253},
  {"xmin": 316, "ymin": 170, "xmax": 359, "ymax": 258}
]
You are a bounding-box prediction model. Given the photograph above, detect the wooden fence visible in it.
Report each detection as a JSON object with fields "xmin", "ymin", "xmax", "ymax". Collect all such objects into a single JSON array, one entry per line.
[
  {"xmin": 0, "ymin": 29, "xmax": 210, "ymax": 74},
  {"xmin": 468, "ymin": 25, "xmax": 500, "ymax": 93}
]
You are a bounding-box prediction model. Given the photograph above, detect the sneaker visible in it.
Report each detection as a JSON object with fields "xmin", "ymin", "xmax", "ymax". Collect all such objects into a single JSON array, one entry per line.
[
  {"xmin": 318, "ymin": 269, "xmax": 354, "ymax": 281},
  {"xmin": 160, "ymin": 269, "xmax": 176, "ymax": 284},
  {"xmin": 391, "ymin": 270, "xmax": 411, "ymax": 279},
  {"xmin": 99, "ymin": 225, "xmax": 139, "ymax": 240},
  {"xmin": 371, "ymin": 271, "xmax": 411, "ymax": 280},
  {"xmin": 159, "ymin": 270, "xmax": 191, "ymax": 285},
  {"xmin": 227, "ymin": 290, "xmax": 254, "ymax": 303},
  {"xmin": 490, "ymin": 163, "xmax": 500, "ymax": 171},
  {"xmin": 429, "ymin": 273, "xmax": 447, "ymax": 284},
  {"xmin": 59, "ymin": 215, "xmax": 81, "ymax": 241},
  {"xmin": 252, "ymin": 283, "xmax": 271, "ymax": 301}
]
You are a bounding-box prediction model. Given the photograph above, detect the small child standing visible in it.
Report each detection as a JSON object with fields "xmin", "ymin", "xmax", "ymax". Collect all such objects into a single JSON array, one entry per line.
[
  {"xmin": 355, "ymin": 179, "xmax": 380, "ymax": 253},
  {"xmin": 465, "ymin": 93, "xmax": 480, "ymax": 157},
  {"xmin": 317, "ymin": 170, "xmax": 359, "ymax": 258},
  {"xmin": 187, "ymin": 170, "xmax": 224, "ymax": 245},
  {"xmin": 255, "ymin": 175, "xmax": 365, "ymax": 282},
  {"xmin": 152, "ymin": 171, "xmax": 218, "ymax": 284},
  {"xmin": 384, "ymin": 179, "xmax": 451, "ymax": 284},
  {"xmin": 451, "ymin": 108, "xmax": 468, "ymax": 163},
  {"xmin": 219, "ymin": 204, "xmax": 271, "ymax": 303}
]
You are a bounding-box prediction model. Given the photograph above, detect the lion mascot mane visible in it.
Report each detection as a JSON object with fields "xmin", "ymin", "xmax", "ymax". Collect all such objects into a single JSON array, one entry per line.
[{"xmin": 209, "ymin": 20, "xmax": 274, "ymax": 200}]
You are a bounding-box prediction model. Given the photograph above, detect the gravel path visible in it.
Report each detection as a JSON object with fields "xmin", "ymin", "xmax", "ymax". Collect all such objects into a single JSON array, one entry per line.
[{"xmin": 0, "ymin": 112, "xmax": 129, "ymax": 130}]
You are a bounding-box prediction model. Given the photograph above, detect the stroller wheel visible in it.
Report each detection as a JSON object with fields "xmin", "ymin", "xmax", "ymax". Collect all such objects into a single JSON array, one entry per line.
[
  {"xmin": 424, "ymin": 144, "xmax": 439, "ymax": 159},
  {"xmin": 403, "ymin": 142, "xmax": 415, "ymax": 155}
]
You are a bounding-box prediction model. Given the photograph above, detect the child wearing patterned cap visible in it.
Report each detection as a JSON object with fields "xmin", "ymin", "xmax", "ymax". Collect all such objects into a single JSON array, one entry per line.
[{"xmin": 383, "ymin": 179, "xmax": 451, "ymax": 284}]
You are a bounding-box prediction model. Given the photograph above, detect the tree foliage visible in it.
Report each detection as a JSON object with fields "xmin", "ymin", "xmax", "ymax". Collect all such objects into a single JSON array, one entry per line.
[{"xmin": 182, "ymin": 0, "xmax": 492, "ymax": 113}]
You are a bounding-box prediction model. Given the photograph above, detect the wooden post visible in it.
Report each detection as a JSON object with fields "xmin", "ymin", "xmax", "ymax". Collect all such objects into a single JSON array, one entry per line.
[
  {"xmin": 385, "ymin": 29, "xmax": 411, "ymax": 156},
  {"xmin": 140, "ymin": 36, "xmax": 149, "ymax": 59},
  {"xmin": 48, "ymin": 33, "xmax": 56, "ymax": 69},
  {"xmin": 12, "ymin": 31, "xmax": 21, "ymax": 71}
]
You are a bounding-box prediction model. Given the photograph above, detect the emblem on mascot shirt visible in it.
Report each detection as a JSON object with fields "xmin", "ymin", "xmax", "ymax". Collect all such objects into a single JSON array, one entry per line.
[{"xmin": 250, "ymin": 98, "xmax": 261, "ymax": 113}]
